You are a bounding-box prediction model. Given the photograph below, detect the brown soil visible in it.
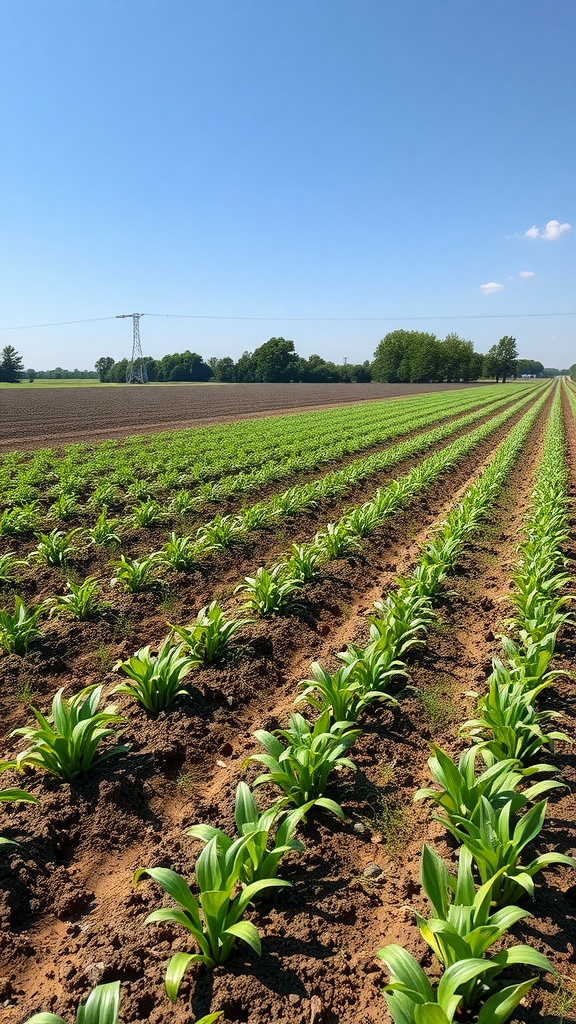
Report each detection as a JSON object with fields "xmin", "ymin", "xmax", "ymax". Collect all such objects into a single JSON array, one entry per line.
[
  {"xmin": 1, "ymin": 385, "xmax": 574, "ymax": 1024},
  {"xmin": 0, "ymin": 382, "xmax": 486, "ymax": 451}
]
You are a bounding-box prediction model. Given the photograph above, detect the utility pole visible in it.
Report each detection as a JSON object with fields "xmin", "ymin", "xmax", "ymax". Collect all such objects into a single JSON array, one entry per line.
[
  {"xmin": 343, "ymin": 356, "xmax": 348, "ymax": 382},
  {"xmin": 117, "ymin": 313, "xmax": 147, "ymax": 383}
]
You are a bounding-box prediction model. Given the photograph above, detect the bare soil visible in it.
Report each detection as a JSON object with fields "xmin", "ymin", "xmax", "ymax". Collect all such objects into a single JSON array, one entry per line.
[
  {"xmin": 0, "ymin": 382, "xmax": 486, "ymax": 451},
  {"xmin": 1, "ymin": 387, "xmax": 574, "ymax": 1024}
]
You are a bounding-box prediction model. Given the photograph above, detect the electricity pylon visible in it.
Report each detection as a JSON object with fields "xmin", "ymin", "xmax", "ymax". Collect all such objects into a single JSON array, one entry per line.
[{"xmin": 116, "ymin": 313, "xmax": 148, "ymax": 383}]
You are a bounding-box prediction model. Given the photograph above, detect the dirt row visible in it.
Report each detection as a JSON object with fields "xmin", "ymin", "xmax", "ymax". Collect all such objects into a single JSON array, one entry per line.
[
  {"xmin": 0, "ymin": 382, "xmax": 488, "ymax": 451},
  {"xmin": 1, "ymin": 388, "xmax": 574, "ymax": 1024}
]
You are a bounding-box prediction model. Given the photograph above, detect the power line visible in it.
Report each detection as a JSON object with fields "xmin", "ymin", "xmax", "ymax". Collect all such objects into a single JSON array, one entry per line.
[{"xmin": 0, "ymin": 310, "xmax": 574, "ymax": 332}]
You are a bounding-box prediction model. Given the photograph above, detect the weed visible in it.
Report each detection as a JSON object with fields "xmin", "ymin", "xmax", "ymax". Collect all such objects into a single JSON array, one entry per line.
[
  {"xmin": 94, "ymin": 644, "xmax": 115, "ymax": 673},
  {"xmin": 364, "ymin": 795, "xmax": 415, "ymax": 856},
  {"xmin": 544, "ymin": 977, "xmax": 576, "ymax": 1023},
  {"xmin": 414, "ymin": 682, "xmax": 457, "ymax": 734}
]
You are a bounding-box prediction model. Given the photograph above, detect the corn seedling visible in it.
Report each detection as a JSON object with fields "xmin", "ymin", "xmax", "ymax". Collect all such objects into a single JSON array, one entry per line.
[
  {"xmin": 132, "ymin": 498, "xmax": 164, "ymax": 528},
  {"xmin": 29, "ymin": 528, "xmax": 78, "ymax": 568},
  {"xmin": 169, "ymin": 488, "xmax": 196, "ymax": 516},
  {"xmin": 0, "ymin": 596, "xmax": 43, "ymax": 654},
  {"xmin": 285, "ymin": 543, "xmax": 322, "ymax": 583},
  {"xmin": 188, "ymin": 781, "xmax": 310, "ymax": 885},
  {"xmin": 170, "ymin": 601, "xmax": 250, "ymax": 667},
  {"xmin": 0, "ymin": 552, "xmax": 20, "ymax": 587},
  {"xmin": 155, "ymin": 531, "xmax": 200, "ymax": 571},
  {"xmin": 462, "ymin": 668, "xmax": 570, "ymax": 764},
  {"xmin": 134, "ymin": 835, "xmax": 290, "ymax": 998},
  {"xmin": 235, "ymin": 564, "xmax": 304, "ymax": 616},
  {"xmin": 314, "ymin": 521, "xmax": 362, "ymax": 560},
  {"xmin": 248, "ymin": 709, "xmax": 359, "ymax": 816},
  {"xmin": 45, "ymin": 577, "xmax": 105, "ymax": 621},
  {"xmin": 0, "ymin": 503, "xmax": 39, "ymax": 537},
  {"xmin": 86, "ymin": 510, "xmax": 122, "ymax": 547},
  {"xmin": 12, "ymin": 685, "xmax": 128, "ymax": 782},
  {"xmin": 110, "ymin": 554, "xmax": 159, "ymax": 592},
  {"xmin": 414, "ymin": 743, "xmax": 562, "ymax": 827},
  {"xmin": 113, "ymin": 639, "xmax": 195, "ymax": 713},
  {"xmin": 196, "ymin": 514, "xmax": 244, "ymax": 551},
  {"xmin": 239, "ymin": 502, "xmax": 274, "ymax": 531},
  {"xmin": 378, "ymin": 942, "xmax": 546, "ymax": 1024},
  {"xmin": 440, "ymin": 797, "xmax": 576, "ymax": 906},
  {"xmin": 412, "ymin": 844, "xmax": 552, "ymax": 1010}
]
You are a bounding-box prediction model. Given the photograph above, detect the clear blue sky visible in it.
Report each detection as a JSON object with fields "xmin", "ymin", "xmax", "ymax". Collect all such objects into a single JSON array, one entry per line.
[{"xmin": 1, "ymin": 0, "xmax": 574, "ymax": 371}]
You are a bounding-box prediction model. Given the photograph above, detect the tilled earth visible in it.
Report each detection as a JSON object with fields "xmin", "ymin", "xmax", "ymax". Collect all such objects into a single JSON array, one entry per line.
[
  {"xmin": 1, "ymin": 385, "xmax": 575, "ymax": 1024},
  {"xmin": 0, "ymin": 382, "xmax": 484, "ymax": 450}
]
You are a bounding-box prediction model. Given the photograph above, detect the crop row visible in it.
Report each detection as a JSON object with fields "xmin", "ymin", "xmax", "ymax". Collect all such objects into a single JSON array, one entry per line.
[
  {"xmin": 0, "ymin": 384, "xmax": 540, "ymax": 518},
  {"xmin": 379, "ymin": 381, "xmax": 575, "ymax": 1021},
  {"xmin": 1, "ymin": 382, "xmax": 558, "ymax": 1021},
  {"xmin": 0, "ymin": 386, "xmax": 543, "ymax": 655}
]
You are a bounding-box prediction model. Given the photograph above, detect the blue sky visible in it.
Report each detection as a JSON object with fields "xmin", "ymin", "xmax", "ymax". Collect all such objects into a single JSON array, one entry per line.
[{"xmin": 1, "ymin": 0, "xmax": 574, "ymax": 371}]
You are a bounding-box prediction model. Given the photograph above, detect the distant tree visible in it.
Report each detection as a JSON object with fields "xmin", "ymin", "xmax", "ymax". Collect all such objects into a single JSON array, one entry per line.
[
  {"xmin": 26, "ymin": 368, "xmax": 36, "ymax": 383},
  {"xmin": 251, "ymin": 337, "xmax": 298, "ymax": 382},
  {"xmin": 212, "ymin": 356, "xmax": 237, "ymax": 382},
  {"xmin": 516, "ymin": 358, "xmax": 544, "ymax": 377},
  {"xmin": 0, "ymin": 345, "xmax": 24, "ymax": 383},
  {"xmin": 485, "ymin": 336, "xmax": 518, "ymax": 382},
  {"xmin": 372, "ymin": 330, "xmax": 439, "ymax": 383},
  {"xmin": 95, "ymin": 356, "xmax": 115, "ymax": 383},
  {"xmin": 542, "ymin": 367, "xmax": 561, "ymax": 378}
]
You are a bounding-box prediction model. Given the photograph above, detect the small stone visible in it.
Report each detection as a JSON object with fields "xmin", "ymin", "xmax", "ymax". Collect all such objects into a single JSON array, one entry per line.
[
  {"xmin": 288, "ymin": 993, "xmax": 300, "ymax": 1005},
  {"xmin": 353, "ymin": 822, "xmax": 366, "ymax": 834},
  {"xmin": 363, "ymin": 861, "xmax": 384, "ymax": 879}
]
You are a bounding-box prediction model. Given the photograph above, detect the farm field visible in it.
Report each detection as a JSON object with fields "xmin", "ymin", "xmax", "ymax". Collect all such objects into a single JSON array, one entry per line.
[
  {"xmin": 0, "ymin": 381, "xmax": 491, "ymax": 451},
  {"xmin": 1, "ymin": 378, "xmax": 576, "ymax": 1024}
]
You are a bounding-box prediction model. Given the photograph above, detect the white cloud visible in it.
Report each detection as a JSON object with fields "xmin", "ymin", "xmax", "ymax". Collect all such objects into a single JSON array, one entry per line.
[
  {"xmin": 519, "ymin": 270, "xmax": 535, "ymax": 278},
  {"xmin": 480, "ymin": 281, "xmax": 504, "ymax": 294},
  {"xmin": 523, "ymin": 220, "xmax": 571, "ymax": 240}
]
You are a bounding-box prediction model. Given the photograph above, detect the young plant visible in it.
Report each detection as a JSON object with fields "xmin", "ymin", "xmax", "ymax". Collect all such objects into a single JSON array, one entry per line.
[
  {"xmin": 0, "ymin": 596, "xmax": 43, "ymax": 654},
  {"xmin": 412, "ymin": 844, "xmax": 552, "ymax": 1011},
  {"xmin": 187, "ymin": 781, "xmax": 309, "ymax": 885},
  {"xmin": 314, "ymin": 521, "xmax": 362, "ymax": 560},
  {"xmin": 247, "ymin": 709, "xmax": 360, "ymax": 816},
  {"xmin": 285, "ymin": 543, "xmax": 321, "ymax": 583},
  {"xmin": 155, "ymin": 532, "xmax": 199, "ymax": 571},
  {"xmin": 12, "ymin": 685, "xmax": 128, "ymax": 782},
  {"xmin": 441, "ymin": 797, "xmax": 576, "ymax": 907},
  {"xmin": 0, "ymin": 552, "xmax": 20, "ymax": 587},
  {"xmin": 113, "ymin": 639, "xmax": 195, "ymax": 713},
  {"xmin": 110, "ymin": 554, "xmax": 159, "ymax": 592},
  {"xmin": 462, "ymin": 668, "xmax": 569, "ymax": 764},
  {"xmin": 378, "ymin": 942, "xmax": 545, "ymax": 1024},
  {"xmin": 0, "ymin": 502, "xmax": 39, "ymax": 537},
  {"xmin": 49, "ymin": 492, "xmax": 79, "ymax": 522},
  {"xmin": 170, "ymin": 601, "xmax": 250, "ymax": 667},
  {"xmin": 196, "ymin": 513, "xmax": 244, "ymax": 551},
  {"xmin": 414, "ymin": 743, "xmax": 562, "ymax": 828},
  {"xmin": 86, "ymin": 510, "xmax": 122, "ymax": 547},
  {"xmin": 22, "ymin": 981, "xmax": 121, "ymax": 1024},
  {"xmin": 235, "ymin": 563, "xmax": 304, "ymax": 616},
  {"xmin": 134, "ymin": 835, "xmax": 290, "ymax": 999},
  {"xmin": 132, "ymin": 499, "xmax": 164, "ymax": 528},
  {"xmin": 46, "ymin": 577, "xmax": 105, "ymax": 621},
  {"xmin": 29, "ymin": 528, "xmax": 78, "ymax": 568}
]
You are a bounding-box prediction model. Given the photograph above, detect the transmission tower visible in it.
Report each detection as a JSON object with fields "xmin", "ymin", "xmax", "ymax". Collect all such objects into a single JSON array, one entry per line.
[{"xmin": 116, "ymin": 313, "xmax": 148, "ymax": 383}]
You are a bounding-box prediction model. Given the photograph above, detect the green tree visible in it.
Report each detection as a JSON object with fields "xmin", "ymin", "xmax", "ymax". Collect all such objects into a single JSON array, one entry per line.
[
  {"xmin": 485, "ymin": 336, "xmax": 518, "ymax": 383},
  {"xmin": 95, "ymin": 356, "xmax": 115, "ymax": 383},
  {"xmin": 251, "ymin": 337, "xmax": 298, "ymax": 382},
  {"xmin": 0, "ymin": 346, "xmax": 24, "ymax": 383},
  {"xmin": 372, "ymin": 330, "xmax": 438, "ymax": 383}
]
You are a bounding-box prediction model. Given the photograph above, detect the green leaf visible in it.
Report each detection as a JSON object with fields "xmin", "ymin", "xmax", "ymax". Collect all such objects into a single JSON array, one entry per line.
[
  {"xmin": 377, "ymin": 944, "xmax": 434, "ymax": 1000},
  {"xmin": 165, "ymin": 952, "xmax": 201, "ymax": 1002},
  {"xmin": 225, "ymin": 919, "xmax": 262, "ymax": 954},
  {"xmin": 477, "ymin": 978, "xmax": 538, "ymax": 1024}
]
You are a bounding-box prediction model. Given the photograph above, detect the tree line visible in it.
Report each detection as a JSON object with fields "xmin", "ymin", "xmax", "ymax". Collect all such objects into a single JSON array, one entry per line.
[{"xmin": 0, "ymin": 336, "xmax": 570, "ymax": 385}]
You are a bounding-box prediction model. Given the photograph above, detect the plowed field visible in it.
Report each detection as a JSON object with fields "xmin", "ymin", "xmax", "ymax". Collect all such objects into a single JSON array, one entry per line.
[
  {"xmin": 1, "ymin": 380, "xmax": 575, "ymax": 1024},
  {"xmin": 0, "ymin": 382, "xmax": 483, "ymax": 450}
]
